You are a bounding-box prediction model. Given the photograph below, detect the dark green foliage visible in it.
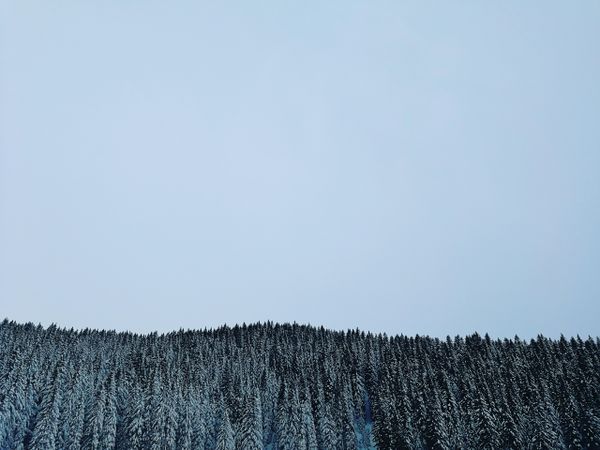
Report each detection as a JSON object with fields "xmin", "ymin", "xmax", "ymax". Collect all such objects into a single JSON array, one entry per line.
[{"xmin": 0, "ymin": 319, "xmax": 599, "ymax": 449}]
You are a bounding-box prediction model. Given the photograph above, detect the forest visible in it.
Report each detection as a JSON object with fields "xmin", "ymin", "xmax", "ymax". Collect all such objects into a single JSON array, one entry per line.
[{"xmin": 0, "ymin": 319, "xmax": 599, "ymax": 449}]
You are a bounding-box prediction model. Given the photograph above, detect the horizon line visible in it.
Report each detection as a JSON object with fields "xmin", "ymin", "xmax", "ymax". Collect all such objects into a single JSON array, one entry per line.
[{"xmin": 2, "ymin": 317, "xmax": 598, "ymax": 342}]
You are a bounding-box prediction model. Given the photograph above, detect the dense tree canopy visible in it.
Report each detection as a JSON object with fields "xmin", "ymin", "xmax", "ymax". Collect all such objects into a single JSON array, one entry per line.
[{"xmin": 0, "ymin": 320, "xmax": 599, "ymax": 449}]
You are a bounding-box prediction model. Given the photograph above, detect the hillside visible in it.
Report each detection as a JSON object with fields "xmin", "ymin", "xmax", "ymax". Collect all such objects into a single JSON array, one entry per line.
[{"xmin": 0, "ymin": 320, "xmax": 599, "ymax": 449}]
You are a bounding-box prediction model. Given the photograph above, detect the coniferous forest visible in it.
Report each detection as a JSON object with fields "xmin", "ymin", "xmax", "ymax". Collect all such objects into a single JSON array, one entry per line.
[{"xmin": 1, "ymin": 320, "xmax": 599, "ymax": 450}]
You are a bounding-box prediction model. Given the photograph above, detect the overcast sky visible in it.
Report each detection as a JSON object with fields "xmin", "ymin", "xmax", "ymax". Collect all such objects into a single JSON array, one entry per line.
[{"xmin": 1, "ymin": 1, "xmax": 599, "ymax": 337}]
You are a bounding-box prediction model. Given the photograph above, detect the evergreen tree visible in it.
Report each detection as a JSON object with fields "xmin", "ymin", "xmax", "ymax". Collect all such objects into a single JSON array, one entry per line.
[
  {"xmin": 581, "ymin": 408, "xmax": 600, "ymax": 449},
  {"xmin": 99, "ymin": 376, "xmax": 117, "ymax": 449},
  {"xmin": 530, "ymin": 387, "xmax": 565, "ymax": 450},
  {"xmin": 300, "ymin": 396, "xmax": 318, "ymax": 450},
  {"xmin": 164, "ymin": 395, "xmax": 178, "ymax": 450},
  {"xmin": 424, "ymin": 388, "xmax": 450, "ymax": 450},
  {"xmin": 239, "ymin": 389, "xmax": 263, "ymax": 449},
  {"xmin": 0, "ymin": 321, "xmax": 598, "ymax": 450},
  {"xmin": 30, "ymin": 367, "xmax": 63, "ymax": 450},
  {"xmin": 316, "ymin": 384, "xmax": 338, "ymax": 450},
  {"xmin": 147, "ymin": 372, "xmax": 166, "ymax": 450},
  {"xmin": 216, "ymin": 407, "xmax": 235, "ymax": 450},
  {"xmin": 125, "ymin": 386, "xmax": 145, "ymax": 450},
  {"xmin": 472, "ymin": 392, "xmax": 499, "ymax": 450},
  {"xmin": 82, "ymin": 383, "xmax": 106, "ymax": 450},
  {"xmin": 64, "ymin": 370, "xmax": 87, "ymax": 450},
  {"xmin": 176, "ymin": 399, "xmax": 193, "ymax": 450}
]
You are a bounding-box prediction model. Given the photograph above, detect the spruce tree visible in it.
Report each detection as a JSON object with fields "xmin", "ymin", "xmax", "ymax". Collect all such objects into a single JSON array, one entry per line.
[
  {"xmin": 0, "ymin": 320, "xmax": 599, "ymax": 450},
  {"xmin": 239, "ymin": 389, "xmax": 263, "ymax": 450},
  {"xmin": 216, "ymin": 407, "xmax": 235, "ymax": 450},
  {"xmin": 30, "ymin": 368, "xmax": 63, "ymax": 450},
  {"xmin": 99, "ymin": 376, "xmax": 118, "ymax": 450},
  {"xmin": 125, "ymin": 386, "xmax": 145, "ymax": 450}
]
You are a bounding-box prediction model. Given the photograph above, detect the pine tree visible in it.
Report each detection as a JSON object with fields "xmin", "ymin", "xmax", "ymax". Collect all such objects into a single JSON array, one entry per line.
[
  {"xmin": 64, "ymin": 370, "xmax": 87, "ymax": 450},
  {"xmin": 216, "ymin": 407, "xmax": 235, "ymax": 450},
  {"xmin": 424, "ymin": 388, "xmax": 450, "ymax": 450},
  {"xmin": 301, "ymin": 396, "xmax": 318, "ymax": 450},
  {"xmin": 147, "ymin": 372, "xmax": 166, "ymax": 450},
  {"xmin": 126, "ymin": 386, "xmax": 145, "ymax": 450},
  {"xmin": 581, "ymin": 409, "xmax": 600, "ymax": 449},
  {"xmin": 176, "ymin": 399, "xmax": 193, "ymax": 450},
  {"xmin": 165, "ymin": 399, "xmax": 179, "ymax": 449},
  {"xmin": 0, "ymin": 360, "xmax": 30, "ymax": 449},
  {"xmin": 276, "ymin": 385, "xmax": 303, "ymax": 450},
  {"xmin": 29, "ymin": 368, "xmax": 63, "ymax": 450},
  {"xmin": 372, "ymin": 392, "xmax": 393, "ymax": 449},
  {"xmin": 472, "ymin": 392, "xmax": 499, "ymax": 449},
  {"xmin": 316, "ymin": 383, "xmax": 338, "ymax": 450},
  {"xmin": 560, "ymin": 393, "xmax": 583, "ymax": 449},
  {"xmin": 498, "ymin": 395, "xmax": 522, "ymax": 449},
  {"xmin": 99, "ymin": 376, "xmax": 117, "ymax": 449},
  {"xmin": 239, "ymin": 389, "xmax": 263, "ymax": 449},
  {"xmin": 0, "ymin": 320, "xmax": 599, "ymax": 450}
]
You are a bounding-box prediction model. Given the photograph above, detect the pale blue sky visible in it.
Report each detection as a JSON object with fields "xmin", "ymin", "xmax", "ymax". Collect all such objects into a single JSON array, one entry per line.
[{"xmin": 1, "ymin": 1, "xmax": 599, "ymax": 337}]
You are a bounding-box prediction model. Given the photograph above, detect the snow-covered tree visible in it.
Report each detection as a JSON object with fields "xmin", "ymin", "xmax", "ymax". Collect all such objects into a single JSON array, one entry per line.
[
  {"xmin": 30, "ymin": 367, "xmax": 63, "ymax": 450},
  {"xmin": 0, "ymin": 320, "xmax": 598, "ymax": 450},
  {"xmin": 216, "ymin": 406, "xmax": 235, "ymax": 450},
  {"xmin": 238, "ymin": 389, "xmax": 263, "ymax": 449}
]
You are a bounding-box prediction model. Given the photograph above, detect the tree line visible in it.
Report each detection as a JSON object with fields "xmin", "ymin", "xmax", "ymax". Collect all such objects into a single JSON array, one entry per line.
[{"xmin": 0, "ymin": 319, "xmax": 599, "ymax": 449}]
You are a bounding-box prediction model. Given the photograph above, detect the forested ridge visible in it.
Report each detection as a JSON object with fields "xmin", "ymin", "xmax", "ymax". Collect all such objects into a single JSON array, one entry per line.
[{"xmin": 0, "ymin": 320, "xmax": 599, "ymax": 450}]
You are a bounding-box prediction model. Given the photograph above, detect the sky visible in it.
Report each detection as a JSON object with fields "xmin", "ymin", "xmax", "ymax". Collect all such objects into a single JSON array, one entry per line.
[{"xmin": 1, "ymin": 1, "xmax": 599, "ymax": 338}]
